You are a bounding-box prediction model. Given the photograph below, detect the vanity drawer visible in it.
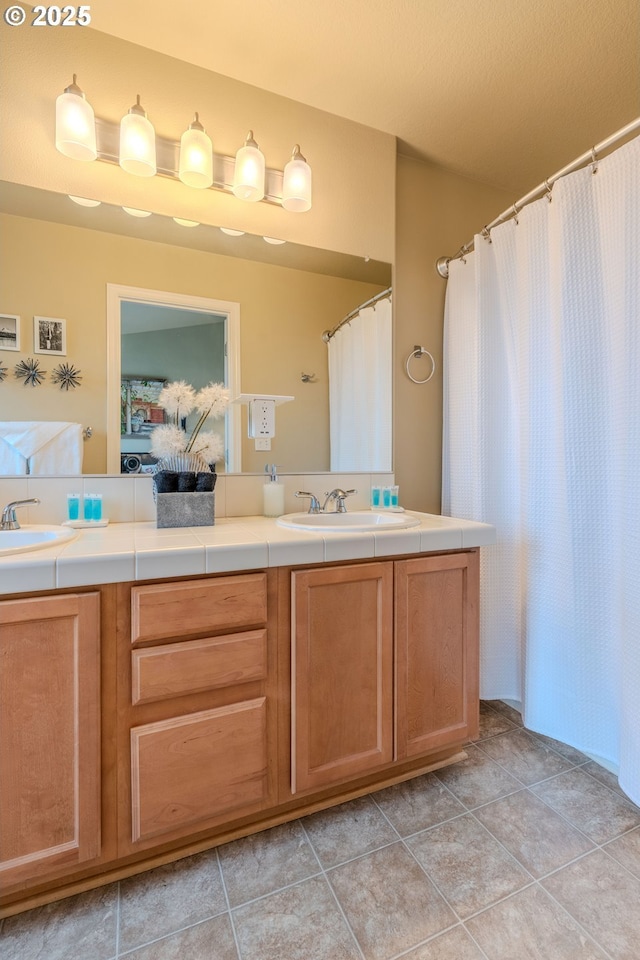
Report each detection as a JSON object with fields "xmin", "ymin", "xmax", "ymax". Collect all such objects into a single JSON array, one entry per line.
[
  {"xmin": 131, "ymin": 573, "xmax": 267, "ymax": 643},
  {"xmin": 131, "ymin": 629, "xmax": 267, "ymax": 704}
]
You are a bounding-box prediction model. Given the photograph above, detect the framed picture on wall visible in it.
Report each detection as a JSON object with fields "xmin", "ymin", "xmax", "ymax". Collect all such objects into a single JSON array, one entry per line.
[
  {"xmin": 0, "ymin": 314, "xmax": 20, "ymax": 351},
  {"xmin": 34, "ymin": 316, "xmax": 67, "ymax": 356}
]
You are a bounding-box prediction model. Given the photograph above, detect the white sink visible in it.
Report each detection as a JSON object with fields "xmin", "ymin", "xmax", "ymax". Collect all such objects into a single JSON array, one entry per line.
[
  {"xmin": 277, "ymin": 511, "xmax": 421, "ymax": 533},
  {"xmin": 0, "ymin": 524, "xmax": 78, "ymax": 557}
]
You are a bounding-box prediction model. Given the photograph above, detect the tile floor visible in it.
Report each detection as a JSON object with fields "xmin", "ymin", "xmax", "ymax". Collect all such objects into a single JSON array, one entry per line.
[{"xmin": 3, "ymin": 700, "xmax": 640, "ymax": 960}]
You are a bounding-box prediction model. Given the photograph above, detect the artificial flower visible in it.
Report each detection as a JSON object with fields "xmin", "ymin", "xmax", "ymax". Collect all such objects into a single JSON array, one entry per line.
[{"xmin": 150, "ymin": 380, "xmax": 229, "ymax": 466}]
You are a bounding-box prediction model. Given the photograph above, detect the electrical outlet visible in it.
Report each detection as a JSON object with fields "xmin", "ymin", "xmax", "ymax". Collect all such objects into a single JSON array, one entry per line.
[
  {"xmin": 255, "ymin": 438, "xmax": 271, "ymax": 451},
  {"xmin": 248, "ymin": 399, "xmax": 276, "ymax": 438}
]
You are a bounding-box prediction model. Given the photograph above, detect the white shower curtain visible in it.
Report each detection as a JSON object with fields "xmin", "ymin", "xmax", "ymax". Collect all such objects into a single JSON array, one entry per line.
[
  {"xmin": 443, "ymin": 135, "xmax": 640, "ymax": 804},
  {"xmin": 328, "ymin": 296, "xmax": 392, "ymax": 471}
]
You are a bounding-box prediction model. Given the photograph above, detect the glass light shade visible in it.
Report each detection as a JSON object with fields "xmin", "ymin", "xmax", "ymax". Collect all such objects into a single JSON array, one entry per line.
[
  {"xmin": 119, "ymin": 97, "xmax": 156, "ymax": 177},
  {"xmin": 173, "ymin": 218, "xmax": 200, "ymax": 227},
  {"xmin": 68, "ymin": 195, "xmax": 101, "ymax": 207},
  {"xmin": 232, "ymin": 131, "xmax": 265, "ymax": 202},
  {"xmin": 179, "ymin": 116, "xmax": 213, "ymax": 189},
  {"xmin": 282, "ymin": 145, "xmax": 312, "ymax": 212},
  {"xmin": 220, "ymin": 227, "xmax": 245, "ymax": 236},
  {"xmin": 263, "ymin": 236, "xmax": 286, "ymax": 244},
  {"xmin": 122, "ymin": 206, "xmax": 152, "ymax": 218},
  {"xmin": 55, "ymin": 77, "xmax": 96, "ymax": 161}
]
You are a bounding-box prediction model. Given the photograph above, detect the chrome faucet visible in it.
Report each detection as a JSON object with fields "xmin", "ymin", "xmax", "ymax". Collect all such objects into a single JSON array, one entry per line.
[
  {"xmin": 294, "ymin": 491, "xmax": 322, "ymax": 514},
  {"xmin": 322, "ymin": 488, "xmax": 357, "ymax": 513},
  {"xmin": 0, "ymin": 498, "xmax": 40, "ymax": 531}
]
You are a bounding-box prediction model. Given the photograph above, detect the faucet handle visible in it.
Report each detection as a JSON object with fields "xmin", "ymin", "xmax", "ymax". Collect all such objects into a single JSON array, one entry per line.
[
  {"xmin": 294, "ymin": 491, "xmax": 321, "ymax": 514},
  {"xmin": 334, "ymin": 488, "xmax": 357, "ymax": 513},
  {"xmin": 1, "ymin": 497, "xmax": 40, "ymax": 530}
]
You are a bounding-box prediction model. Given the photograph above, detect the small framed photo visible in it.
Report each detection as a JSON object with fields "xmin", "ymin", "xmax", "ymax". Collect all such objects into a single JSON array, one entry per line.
[
  {"xmin": 0, "ymin": 314, "xmax": 20, "ymax": 351},
  {"xmin": 34, "ymin": 316, "xmax": 67, "ymax": 356}
]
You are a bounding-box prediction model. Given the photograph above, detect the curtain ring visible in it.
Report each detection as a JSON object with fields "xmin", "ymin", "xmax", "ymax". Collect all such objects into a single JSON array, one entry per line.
[
  {"xmin": 591, "ymin": 146, "xmax": 599, "ymax": 174},
  {"xmin": 405, "ymin": 345, "xmax": 436, "ymax": 384},
  {"xmin": 512, "ymin": 203, "xmax": 519, "ymax": 225},
  {"xmin": 544, "ymin": 178, "xmax": 553, "ymax": 202},
  {"xmin": 481, "ymin": 226, "xmax": 492, "ymax": 243}
]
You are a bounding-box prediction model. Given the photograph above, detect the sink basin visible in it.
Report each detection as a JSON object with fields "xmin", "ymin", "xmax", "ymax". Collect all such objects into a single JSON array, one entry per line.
[
  {"xmin": 0, "ymin": 524, "xmax": 78, "ymax": 557},
  {"xmin": 277, "ymin": 511, "xmax": 421, "ymax": 533}
]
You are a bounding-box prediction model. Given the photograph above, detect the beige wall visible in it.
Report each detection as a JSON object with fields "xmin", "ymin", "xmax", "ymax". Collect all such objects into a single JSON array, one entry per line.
[
  {"xmin": 0, "ymin": 213, "xmax": 385, "ymax": 473},
  {"xmin": 394, "ymin": 155, "xmax": 512, "ymax": 512},
  {"xmin": 1, "ymin": 22, "xmax": 395, "ymax": 262}
]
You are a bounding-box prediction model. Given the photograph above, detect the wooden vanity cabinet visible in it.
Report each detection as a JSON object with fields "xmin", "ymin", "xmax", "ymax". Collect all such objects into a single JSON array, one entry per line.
[
  {"xmin": 116, "ymin": 572, "xmax": 278, "ymax": 855},
  {"xmin": 290, "ymin": 551, "xmax": 479, "ymax": 794},
  {"xmin": 0, "ymin": 592, "xmax": 102, "ymax": 891}
]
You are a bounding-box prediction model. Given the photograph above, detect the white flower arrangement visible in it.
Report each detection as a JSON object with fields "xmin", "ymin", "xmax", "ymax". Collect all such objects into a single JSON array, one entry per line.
[{"xmin": 150, "ymin": 380, "xmax": 230, "ymax": 466}]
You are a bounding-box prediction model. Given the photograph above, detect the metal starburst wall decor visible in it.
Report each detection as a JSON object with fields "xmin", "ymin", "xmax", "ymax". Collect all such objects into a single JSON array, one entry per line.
[
  {"xmin": 51, "ymin": 362, "xmax": 82, "ymax": 390},
  {"xmin": 14, "ymin": 357, "xmax": 46, "ymax": 387},
  {"xmin": 0, "ymin": 359, "xmax": 7, "ymax": 383}
]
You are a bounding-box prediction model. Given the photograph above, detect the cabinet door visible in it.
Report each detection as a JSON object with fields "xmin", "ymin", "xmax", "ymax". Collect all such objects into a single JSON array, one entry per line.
[
  {"xmin": 395, "ymin": 552, "xmax": 479, "ymax": 759},
  {"xmin": 291, "ymin": 563, "xmax": 393, "ymax": 793},
  {"xmin": 0, "ymin": 593, "xmax": 101, "ymax": 888}
]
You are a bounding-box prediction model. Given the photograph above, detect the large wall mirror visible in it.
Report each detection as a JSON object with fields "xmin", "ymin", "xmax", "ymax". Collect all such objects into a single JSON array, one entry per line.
[{"xmin": 0, "ymin": 181, "xmax": 391, "ymax": 476}]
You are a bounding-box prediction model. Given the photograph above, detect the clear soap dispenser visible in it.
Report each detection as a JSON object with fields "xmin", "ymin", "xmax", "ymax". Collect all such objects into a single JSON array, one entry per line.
[{"xmin": 263, "ymin": 463, "xmax": 285, "ymax": 517}]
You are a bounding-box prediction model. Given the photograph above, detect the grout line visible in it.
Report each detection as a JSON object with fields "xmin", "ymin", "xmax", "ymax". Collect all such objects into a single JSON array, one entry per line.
[
  {"xmin": 114, "ymin": 880, "xmax": 121, "ymax": 959},
  {"xmin": 215, "ymin": 847, "xmax": 242, "ymax": 960},
  {"xmin": 537, "ymin": 880, "xmax": 618, "ymax": 960},
  {"xmin": 298, "ymin": 821, "xmax": 367, "ymax": 960}
]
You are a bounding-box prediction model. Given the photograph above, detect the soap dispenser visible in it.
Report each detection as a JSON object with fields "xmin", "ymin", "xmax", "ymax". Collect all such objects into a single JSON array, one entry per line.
[{"xmin": 263, "ymin": 463, "xmax": 285, "ymax": 517}]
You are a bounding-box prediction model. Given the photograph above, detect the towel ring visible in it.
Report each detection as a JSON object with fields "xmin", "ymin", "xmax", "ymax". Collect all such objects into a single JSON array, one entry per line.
[{"xmin": 405, "ymin": 345, "xmax": 436, "ymax": 384}]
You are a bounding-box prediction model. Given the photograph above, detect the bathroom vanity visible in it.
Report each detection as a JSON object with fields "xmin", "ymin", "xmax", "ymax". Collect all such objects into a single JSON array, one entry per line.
[{"xmin": 0, "ymin": 512, "xmax": 494, "ymax": 916}]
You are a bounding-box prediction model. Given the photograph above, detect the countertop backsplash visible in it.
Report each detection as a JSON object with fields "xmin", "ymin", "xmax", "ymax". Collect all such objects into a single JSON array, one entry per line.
[{"xmin": 0, "ymin": 473, "xmax": 395, "ymax": 526}]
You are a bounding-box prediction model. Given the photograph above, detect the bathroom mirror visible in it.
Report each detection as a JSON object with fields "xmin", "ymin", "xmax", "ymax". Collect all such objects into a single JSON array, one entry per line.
[{"xmin": 0, "ymin": 181, "xmax": 391, "ymax": 476}]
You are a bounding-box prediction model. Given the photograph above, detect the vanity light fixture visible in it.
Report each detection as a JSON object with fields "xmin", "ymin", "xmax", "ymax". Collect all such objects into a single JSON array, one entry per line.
[
  {"xmin": 119, "ymin": 95, "xmax": 157, "ymax": 178},
  {"xmin": 178, "ymin": 113, "xmax": 213, "ymax": 189},
  {"xmin": 173, "ymin": 217, "xmax": 200, "ymax": 227},
  {"xmin": 55, "ymin": 75, "xmax": 97, "ymax": 161},
  {"xmin": 282, "ymin": 145, "xmax": 312, "ymax": 212},
  {"xmin": 122, "ymin": 206, "xmax": 152, "ymax": 218},
  {"xmin": 263, "ymin": 236, "xmax": 286, "ymax": 245},
  {"xmin": 68, "ymin": 195, "xmax": 101, "ymax": 207},
  {"xmin": 232, "ymin": 131, "xmax": 266, "ymax": 202},
  {"xmin": 220, "ymin": 227, "xmax": 245, "ymax": 236}
]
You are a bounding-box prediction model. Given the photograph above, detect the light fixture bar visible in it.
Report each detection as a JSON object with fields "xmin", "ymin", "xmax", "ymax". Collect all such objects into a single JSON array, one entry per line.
[{"xmin": 94, "ymin": 118, "xmax": 286, "ymax": 206}]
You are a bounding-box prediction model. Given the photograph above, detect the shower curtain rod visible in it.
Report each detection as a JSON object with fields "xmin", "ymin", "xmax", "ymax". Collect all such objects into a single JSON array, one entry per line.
[
  {"xmin": 436, "ymin": 115, "xmax": 640, "ymax": 277},
  {"xmin": 322, "ymin": 286, "xmax": 392, "ymax": 342}
]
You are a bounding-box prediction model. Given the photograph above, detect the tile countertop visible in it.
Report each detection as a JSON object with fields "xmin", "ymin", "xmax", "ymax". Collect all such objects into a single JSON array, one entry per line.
[{"xmin": 0, "ymin": 512, "xmax": 496, "ymax": 596}]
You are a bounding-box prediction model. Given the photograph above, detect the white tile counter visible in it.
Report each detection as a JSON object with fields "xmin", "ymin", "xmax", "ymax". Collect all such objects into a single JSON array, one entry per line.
[{"xmin": 0, "ymin": 512, "xmax": 495, "ymax": 596}]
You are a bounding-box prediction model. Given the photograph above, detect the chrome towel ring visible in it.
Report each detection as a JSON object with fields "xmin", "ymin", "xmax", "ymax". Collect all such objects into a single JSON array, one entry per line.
[{"xmin": 405, "ymin": 345, "xmax": 436, "ymax": 384}]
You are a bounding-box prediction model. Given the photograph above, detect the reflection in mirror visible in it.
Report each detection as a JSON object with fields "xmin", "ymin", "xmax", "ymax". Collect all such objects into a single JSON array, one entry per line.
[{"xmin": 0, "ymin": 181, "xmax": 392, "ymax": 476}]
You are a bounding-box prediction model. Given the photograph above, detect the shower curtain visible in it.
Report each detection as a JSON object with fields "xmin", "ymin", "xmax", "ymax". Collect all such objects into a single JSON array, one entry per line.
[
  {"xmin": 328, "ymin": 296, "xmax": 392, "ymax": 471},
  {"xmin": 443, "ymin": 135, "xmax": 640, "ymax": 804}
]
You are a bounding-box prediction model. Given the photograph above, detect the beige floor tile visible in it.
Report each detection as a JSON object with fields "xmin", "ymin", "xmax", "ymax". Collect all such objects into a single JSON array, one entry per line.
[
  {"xmin": 435, "ymin": 743, "xmax": 522, "ymax": 807},
  {"xmin": 217, "ymin": 820, "xmax": 320, "ymax": 907},
  {"xmin": 474, "ymin": 789, "xmax": 594, "ymax": 877},
  {"xmin": 328, "ymin": 842, "xmax": 455, "ymax": 960},
  {"xmin": 0, "ymin": 886, "xmax": 118, "ymax": 960},
  {"xmin": 302, "ymin": 794, "xmax": 397, "ymax": 868},
  {"xmin": 119, "ymin": 914, "xmax": 237, "ymax": 959},
  {"xmin": 531, "ymin": 767, "xmax": 640, "ymax": 844},
  {"xmin": 400, "ymin": 924, "xmax": 486, "ymax": 959},
  {"xmin": 604, "ymin": 826, "xmax": 640, "ymax": 878},
  {"xmin": 543, "ymin": 849, "xmax": 640, "ymax": 960},
  {"xmin": 471, "ymin": 701, "xmax": 518, "ymax": 741},
  {"xmin": 118, "ymin": 850, "xmax": 226, "ymax": 953},
  {"xmin": 478, "ymin": 729, "xmax": 573, "ymax": 784},
  {"xmin": 484, "ymin": 699, "xmax": 524, "ymax": 726},
  {"xmin": 232, "ymin": 875, "xmax": 361, "ymax": 960},
  {"xmin": 407, "ymin": 813, "xmax": 531, "ymax": 917},
  {"xmin": 466, "ymin": 884, "xmax": 608, "ymax": 959},
  {"xmin": 372, "ymin": 772, "xmax": 465, "ymax": 836},
  {"xmin": 581, "ymin": 759, "xmax": 629, "ymax": 798},
  {"xmin": 528, "ymin": 731, "xmax": 588, "ymax": 764}
]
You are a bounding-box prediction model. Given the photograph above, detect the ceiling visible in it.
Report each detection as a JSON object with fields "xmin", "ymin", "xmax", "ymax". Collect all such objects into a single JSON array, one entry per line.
[{"xmin": 88, "ymin": 0, "xmax": 639, "ymax": 197}]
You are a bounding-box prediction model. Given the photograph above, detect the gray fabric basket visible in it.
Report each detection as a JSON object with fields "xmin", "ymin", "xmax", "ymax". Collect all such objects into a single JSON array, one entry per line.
[{"xmin": 156, "ymin": 491, "xmax": 215, "ymax": 528}]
